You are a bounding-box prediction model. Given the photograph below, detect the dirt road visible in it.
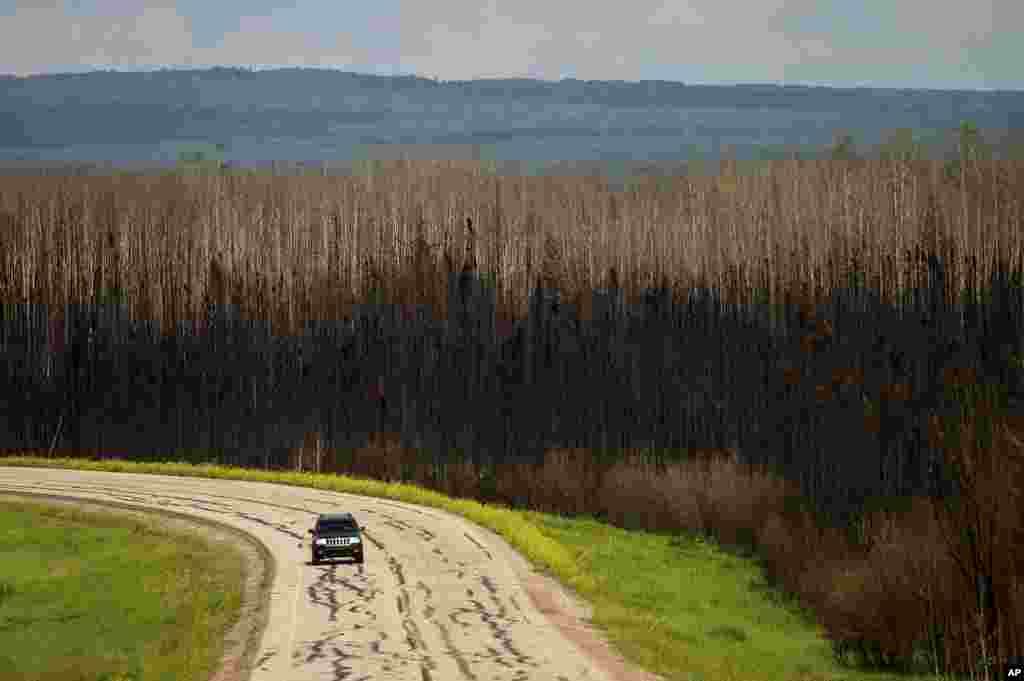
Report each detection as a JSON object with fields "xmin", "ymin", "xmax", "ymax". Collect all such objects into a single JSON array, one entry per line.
[{"xmin": 0, "ymin": 466, "xmax": 663, "ymax": 681}]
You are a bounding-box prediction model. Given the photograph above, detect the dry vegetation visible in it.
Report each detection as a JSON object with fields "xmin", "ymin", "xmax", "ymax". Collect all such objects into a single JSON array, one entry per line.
[
  {"xmin": 1, "ymin": 156, "xmax": 1019, "ymax": 335},
  {"xmin": 3, "ymin": 150, "xmax": 1024, "ymax": 679}
]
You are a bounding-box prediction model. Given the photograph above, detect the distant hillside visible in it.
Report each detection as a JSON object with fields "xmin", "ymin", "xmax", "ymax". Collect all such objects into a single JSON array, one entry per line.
[{"xmin": 1, "ymin": 67, "xmax": 1022, "ymax": 166}]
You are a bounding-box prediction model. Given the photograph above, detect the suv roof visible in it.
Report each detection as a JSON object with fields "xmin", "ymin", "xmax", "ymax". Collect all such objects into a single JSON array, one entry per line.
[{"xmin": 317, "ymin": 512, "xmax": 356, "ymax": 524}]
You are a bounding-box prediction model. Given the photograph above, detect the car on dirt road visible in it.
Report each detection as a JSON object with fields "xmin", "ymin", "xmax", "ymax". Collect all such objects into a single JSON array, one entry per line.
[{"xmin": 308, "ymin": 512, "xmax": 364, "ymax": 565}]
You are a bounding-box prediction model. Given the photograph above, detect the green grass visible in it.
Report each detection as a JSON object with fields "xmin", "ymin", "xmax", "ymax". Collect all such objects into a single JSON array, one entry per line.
[
  {"xmin": 0, "ymin": 455, "xmax": 964, "ymax": 681},
  {"xmin": 518, "ymin": 510, "xmax": 922, "ymax": 681},
  {"xmin": 0, "ymin": 493, "xmax": 246, "ymax": 681}
]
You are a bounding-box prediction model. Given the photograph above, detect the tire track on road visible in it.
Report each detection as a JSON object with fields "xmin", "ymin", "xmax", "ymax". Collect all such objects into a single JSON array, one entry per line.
[{"xmin": 0, "ymin": 467, "xmax": 666, "ymax": 681}]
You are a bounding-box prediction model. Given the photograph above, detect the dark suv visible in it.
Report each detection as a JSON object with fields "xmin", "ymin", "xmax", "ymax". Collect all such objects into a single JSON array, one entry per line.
[{"xmin": 308, "ymin": 512, "xmax": 365, "ymax": 565}]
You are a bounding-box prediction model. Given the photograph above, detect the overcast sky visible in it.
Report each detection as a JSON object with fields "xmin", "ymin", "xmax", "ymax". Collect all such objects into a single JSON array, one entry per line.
[{"xmin": 2, "ymin": 0, "xmax": 1020, "ymax": 90}]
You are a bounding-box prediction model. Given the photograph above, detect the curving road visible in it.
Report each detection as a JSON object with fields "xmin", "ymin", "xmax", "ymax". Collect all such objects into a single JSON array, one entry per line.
[{"xmin": 0, "ymin": 466, "xmax": 663, "ymax": 681}]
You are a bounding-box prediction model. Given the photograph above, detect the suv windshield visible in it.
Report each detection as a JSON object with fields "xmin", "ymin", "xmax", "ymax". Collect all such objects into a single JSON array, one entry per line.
[{"xmin": 319, "ymin": 521, "xmax": 357, "ymax": 533}]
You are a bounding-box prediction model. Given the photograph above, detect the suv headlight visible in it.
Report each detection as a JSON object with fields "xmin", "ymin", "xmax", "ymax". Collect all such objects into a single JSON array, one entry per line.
[
  {"xmin": 315, "ymin": 538, "xmax": 326, "ymax": 546},
  {"xmin": 349, "ymin": 537, "xmax": 360, "ymax": 544}
]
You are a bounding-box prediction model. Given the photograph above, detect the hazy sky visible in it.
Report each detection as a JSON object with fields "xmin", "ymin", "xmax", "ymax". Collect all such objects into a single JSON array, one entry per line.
[{"xmin": 2, "ymin": 0, "xmax": 1020, "ymax": 90}]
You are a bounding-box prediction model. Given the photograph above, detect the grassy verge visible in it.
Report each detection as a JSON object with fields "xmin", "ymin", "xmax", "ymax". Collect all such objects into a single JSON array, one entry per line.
[
  {"xmin": 0, "ymin": 492, "xmax": 246, "ymax": 681},
  {"xmin": 0, "ymin": 455, "xmax": 957, "ymax": 681}
]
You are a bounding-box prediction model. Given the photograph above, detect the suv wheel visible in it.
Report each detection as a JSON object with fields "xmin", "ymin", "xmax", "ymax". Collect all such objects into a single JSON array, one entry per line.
[
  {"xmin": 311, "ymin": 551, "xmax": 319, "ymax": 566},
  {"xmin": 355, "ymin": 553, "xmax": 364, "ymax": 565}
]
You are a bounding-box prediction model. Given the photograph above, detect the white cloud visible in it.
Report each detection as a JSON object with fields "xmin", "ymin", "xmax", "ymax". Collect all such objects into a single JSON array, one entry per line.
[
  {"xmin": 797, "ymin": 39, "xmax": 834, "ymax": 60},
  {"xmin": 197, "ymin": 16, "xmax": 365, "ymax": 70},
  {"xmin": 387, "ymin": 0, "xmax": 864, "ymax": 82},
  {"xmin": 0, "ymin": 0, "xmax": 1019, "ymax": 88},
  {"xmin": 0, "ymin": 5, "xmax": 194, "ymax": 74}
]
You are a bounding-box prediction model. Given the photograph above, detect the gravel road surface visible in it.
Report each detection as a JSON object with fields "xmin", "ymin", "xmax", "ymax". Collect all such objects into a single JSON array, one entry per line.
[{"xmin": 0, "ymin": 466, "xmax": 663, "ymax": 681}]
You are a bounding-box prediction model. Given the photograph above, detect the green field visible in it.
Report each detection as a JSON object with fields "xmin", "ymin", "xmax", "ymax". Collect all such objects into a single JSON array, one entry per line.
[
  {"xmin": 0, "ymin": 494, "xmax": 246, "ymax": 681},
  {"xmin": 0, "ymin": 456, "xmax": 970, "ymax": 681}
]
